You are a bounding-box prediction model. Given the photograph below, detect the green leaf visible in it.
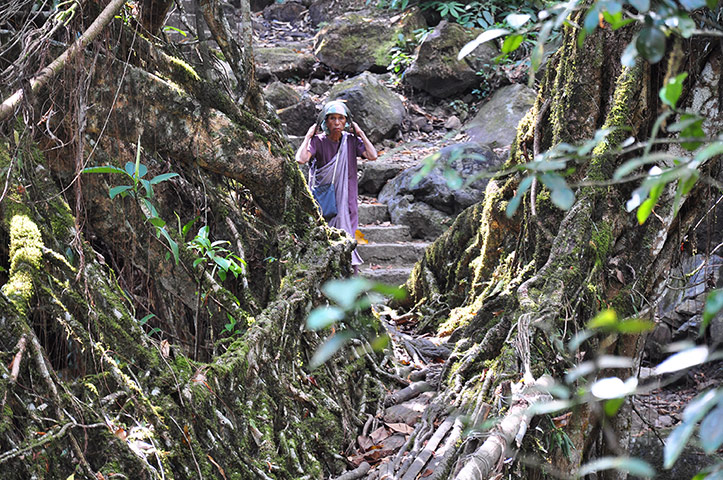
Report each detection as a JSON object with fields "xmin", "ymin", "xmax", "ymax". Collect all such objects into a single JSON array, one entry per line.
[
  {"xmin": 218, "ymin": 269, "xmax": 227, "ymax": 281},
  {"xmin": 680, "ymin": 118, "xmax": 705, "ymax": 151},
  {"xmin": 82, "ymin": 165, "xmax": 128, "ymax": 175},
  {"xmin": 322, "ymin": 277, "xmax": 373, "ymax": 310},
  {"xmin": 579, "ymin": 457, "xmax": 655, "ymax": 478},
  {"xmin": 659, "ymin": 72, "xmax": 688, "ymax": 109},
  {"xmin": 605, "ymin": 398, "xmax": 626, "ymax": 417},
  {"xmin": 668, "ymin": 113, "xmax": 701, "ymax": 133},
  {"xmin": 602, "ymin": 11, "xmax": 635, "ymax": 30},
  {"xmin": 147, "ymin": 217, "xmax": 166, "ymax": 228},
  {"xmin": 636, "ymin": 26, "xmax": 666, "ymax": 64},
  {"xmin": 693, "ymin": 142, "xmax": 723, "ymax": 166},
  {"xmin": 370, "ymin": 283, "xmax": 406, "ymax": 300},
  {"xmin": 655, "ymin": 346, "xmax": 709, "ymax": 375},
  {"xmin": 506, "ymin": 175, "xmax": 534, "ymax": 218},
  {"xmin": 306, "ymin": 306, "xmax": 345, "ymax": 331},
  {"xmin": 621, "ymin": 40, "xmax": 638, "ymax": 67},
  {"xmin": 665, "ymin": 421, "xmax": 697, "ymax": 469},
  {"xmin": 583, "ymin": 4, "xmax": 601, "ymax": 33},
  {"xmin": 684, "ymin": 390, "xmax": 723, "ymax": 424},
  {"xmin": 370, "ymin": 334, "xmax": 390, "ymax": 352},
  {"xmin": 588, "ymin": 309, "xmax": 617, "ymax": 329},
  {"xmin": 109, "ymin": 185, "xmax": 133, "ymax": 199},
  {"xmin": 590, "ymin": 376, "xmax": 638, "ymax": 399},
  {"xmin": 193, "ymin": 258, "xmax": 205, "ymax": 268},
  {"xmin": 182, "ymin": 216, "xmax": 198, "ymax": 238},
  {"xmin": 628, "ymin": 0, "xmax": 650, "ymax": 12},
  {"xmin": 139, "ymin": 314, "xmax": 155, "ymax": 326},
  {"xmin": 502, "ymin": 34, "xmax": 524, "ymax": 54},
  {"xmin": 699, "ymin": 404, "xmax": 723, "ymax": 454},
  {"xmin": 703, "ymin": 289, "xmax": 723, "ymax": 329},
  {"xmin": 637, "ymin": 197, "xmax": 656, "ymax": 224},
  {"xmin": 310, "ymin": 331, "xmax": 353, "ymax": 368},
  {"xmin": 458, "ymin": 29, "xmax": 509, "ymax": 60},
  {"xmin": 550, "ymin": 184, "xmax": 575, "ymax": 210},
  {"xmin": 150, "ymin": 172, "xmax": 179, "ymax": 184},
  {"xmin": 158, "ymin": 228, "xmax": 179, "ymax": 264},
  {"xmin": 505, "ymin": 13, "xmax": 530, "ymax": 28},
  {"xmin": 679, "ymin": 0, "xmax": 708, "ymax": 10},
  {"xmin": 616, "ymin": 319, "xmax": 655, "ymax": 333},
  {"xmin": 214, "ymin": 256, "xmax": 231, "ymax": 272}
]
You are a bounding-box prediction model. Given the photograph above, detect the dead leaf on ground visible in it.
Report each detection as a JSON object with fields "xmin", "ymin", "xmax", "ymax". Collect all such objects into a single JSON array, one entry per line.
[
  {"xmin": 358, "ymin": 434, "xmax": 373, "ymax": 451},
  {"xmin": 160, "ymin": 339, "xmax": 170, "ymax": 358},
  {"xmin": 386, "ymin": 422, "xmax": 414, "ymax": 435},
  {"xmin": 370, "ymin": 426, "xmax": 390, "ymax": 444}
]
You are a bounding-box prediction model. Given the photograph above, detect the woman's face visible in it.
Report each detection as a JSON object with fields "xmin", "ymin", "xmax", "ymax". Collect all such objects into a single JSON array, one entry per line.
[{"xmin": 325, "ymin": 113, "xmax": 346, "ymax": 134}]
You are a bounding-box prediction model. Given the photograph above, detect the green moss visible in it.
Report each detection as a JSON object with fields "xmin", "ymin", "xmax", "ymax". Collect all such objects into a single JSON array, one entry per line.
[{"xmin": 2, "ymin": 215, "xmax": 44, "ymax": 315}]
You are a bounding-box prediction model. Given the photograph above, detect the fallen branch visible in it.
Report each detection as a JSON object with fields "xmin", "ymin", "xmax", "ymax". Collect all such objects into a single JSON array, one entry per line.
[
  {"xmin": 333, "ymin": 461, "xmax": 370, "ymax": 480},
  {"xmin": 0, "ymin": 0, "xmax": 128, "ymax": 123}
]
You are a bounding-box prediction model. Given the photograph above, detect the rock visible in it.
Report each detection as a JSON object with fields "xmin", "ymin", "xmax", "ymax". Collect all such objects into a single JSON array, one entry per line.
[
  {"xmin": 277, "ymin": 96, "xmax": 317, "ymax": 136},
  {"xmin": 327, "ymin": 72, "xmax": 405, "ymax": 143},
  {"xmin": 674, "ymin": 314, "xmax": 703, "ymax": 339},
  {"xmin": 358, "ymin": 160, "xmax": 404, "ymax": 195},
  {"xmin": 308, "ymin": 0, "xmax": 367, "ymax": 27},
  {"xmin": 263, "ymin": 81, "xmax": 301, "ymax": 109},
  {"xmin": 465, "ymin": 83, "xmax": 537, "ymax": 148},
  {"xmin": 383, "ymin": 195, "xmax": 453, "ymax": 240},
  {"xmin": 262, "ymin": 1, "xmax": 306, "ymax": 22},
  {"xmin": 309, "ymin": 78, "xmax": 331, "ymax": 95},
  {"xmin": 656, "ymin": 415, "xmax": 674, "ymax": 428},
  {"xmin": 250, "ymin": 0, "xmax": 274, "ymax": 12},
  {"xmin": 378, "ymin": 142, "xmax": 502, "ymax": 240},
  {"xmin": 383, "ymin": 391, "xmax": 433, "ymax": 425},
  {"xmin": 255, "ymin": 46, "xmax": 316, "ymax": 82},
  {"xmin": 404, "ymin": 21, "xmax": 498, "ymax": 98},
  {"xmin": 380, "ymin": 141, "xmax": 500, "ymax": 214},
  {"xmin": 711, "ymin": 309, "xmax": 723, "ymax": 344},
  {"xmin": 411, "ymin": 116, "xmax": 433, "ymax": 133},
  {"xmin": 313, "ymin": 9, "xmax": 425, "ymax": 74},
  {"xmin": 647, "ymin": 323, "xmax": 671, "ymax": 361},
  {"xmin": 444, "ymin": 115, "xmax": 462, "ymax": 130}
]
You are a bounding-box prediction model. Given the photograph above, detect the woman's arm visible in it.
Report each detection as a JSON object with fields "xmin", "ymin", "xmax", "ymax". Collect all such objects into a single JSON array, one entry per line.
[
  {"xmin": 295, "ymin": 124, "xmax": 317, "ymax": 164},
  {"xmin": 352, "ymin": 122, "xmax": 378, "ymax": 161}
]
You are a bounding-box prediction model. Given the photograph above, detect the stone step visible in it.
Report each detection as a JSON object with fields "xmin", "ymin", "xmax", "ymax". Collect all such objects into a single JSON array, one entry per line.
[
  {"xmin": 359, "ymin": 265, "xmax": 413, "ymax": 287},
  {"xmin": 357, "ymin": 242, "xmax": 429, "ymax": 265},
  {"xmin": 359, "ymin": 203, "xmax": 390, "ymax": 225},
  {"xmin": 359, "ymin": 224, "xmax": 412, "ymax": 243}
]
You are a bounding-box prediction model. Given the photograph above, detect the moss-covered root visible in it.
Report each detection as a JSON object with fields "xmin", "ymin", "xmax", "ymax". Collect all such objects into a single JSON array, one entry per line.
[{"xmin": 2, "ymin": 215, "xmax": 43, "ymax": 315}]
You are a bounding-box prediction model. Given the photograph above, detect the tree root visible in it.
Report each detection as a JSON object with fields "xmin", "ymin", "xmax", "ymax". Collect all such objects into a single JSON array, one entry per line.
[{"xmin": 334, "ymin": 461, "xmax": 371, "ymax": 480}]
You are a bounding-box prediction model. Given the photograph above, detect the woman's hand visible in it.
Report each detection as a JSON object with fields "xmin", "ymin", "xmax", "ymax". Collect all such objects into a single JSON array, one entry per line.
[
  {"xmin": 296, "ymin": 124, "xmax": 318, "ymax": 164},
  {"xmin": 352, "ymin": 122, "xmax": 378, "ymax": 161}
]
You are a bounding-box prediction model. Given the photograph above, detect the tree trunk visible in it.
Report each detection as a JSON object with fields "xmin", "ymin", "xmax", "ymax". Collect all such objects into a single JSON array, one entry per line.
[{"xmin": 404, "ymin": 16, "xmax": 721, "ymax": 479}]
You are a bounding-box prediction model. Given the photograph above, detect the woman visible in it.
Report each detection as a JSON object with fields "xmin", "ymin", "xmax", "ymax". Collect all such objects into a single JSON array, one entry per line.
[{"xmin": 295, "ymin": 100, "xmax": 378, "ymax": 269}]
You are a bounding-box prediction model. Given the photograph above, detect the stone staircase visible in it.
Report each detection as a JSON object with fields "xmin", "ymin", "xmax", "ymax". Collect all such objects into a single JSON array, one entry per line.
[{"xmin": 357, "ymin": 203, "xmax": 430, "ymax": 286}]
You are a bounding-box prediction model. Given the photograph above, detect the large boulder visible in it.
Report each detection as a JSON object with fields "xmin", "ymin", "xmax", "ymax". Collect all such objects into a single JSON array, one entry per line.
[
  {"xmin": 262, "ymin": 1, "xmax": 307, "ymax": 22},
  {"xmin": 327, "ymin": 72, "xmax": 405, "ymax": 144},
  {"xmin": 277, "ymin": 96, "xmax": 317, "ymax": 136},
  {"xmin": 379, "ymin": 142, "xmax": 501, "ymax": 240},
  {"xmin": 308, "ymin": 0, "xmax": 367, "ymax": 27},
  {"xmin": 263, "ymin": 81, "xmax": 301, "ymax": 109},
  {"xmin": 465, "ymin": 83, "xmax": 537, "ymax": 148},
  {"xmin": 404, "ymin": 21, "xmax": 498, "ymax": 98},
  {"xmin": 313, "ymin": 9, "xmax": 426, "ymax": 74},
  {"xmin": 255, "ymin": 46, "xmax": 316, "ymax": 82},
  {"xmin": 358, "ymin": 160, "xmax": 405, "ymax": 195}
]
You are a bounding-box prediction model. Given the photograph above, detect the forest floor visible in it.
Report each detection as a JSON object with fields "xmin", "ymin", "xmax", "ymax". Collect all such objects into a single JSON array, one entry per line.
[{"xmin": 252, "ymin": 13, "xmax": 723, "ymax": 479}]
